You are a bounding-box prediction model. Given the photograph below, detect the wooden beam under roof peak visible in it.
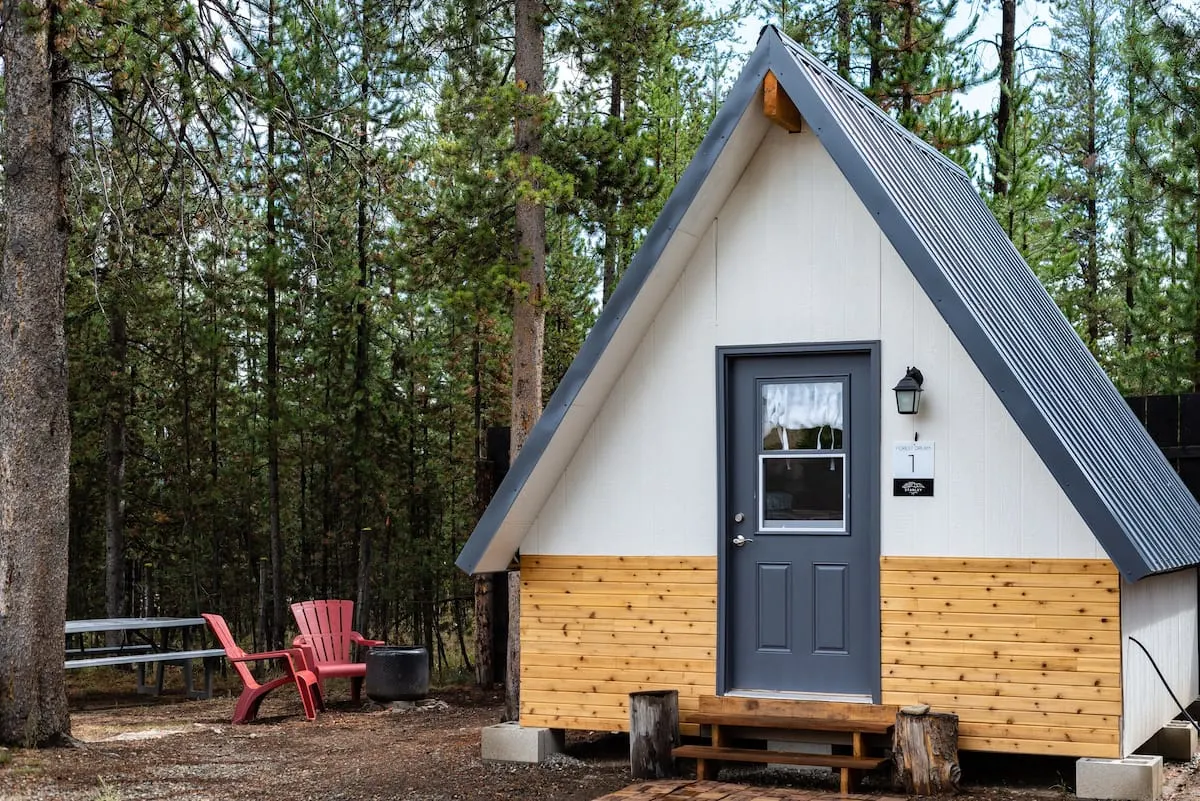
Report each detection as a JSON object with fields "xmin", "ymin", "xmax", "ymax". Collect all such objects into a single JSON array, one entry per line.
[{"xmin": 763, "ymin": 71, "xmax": 803, "ymax": 132}]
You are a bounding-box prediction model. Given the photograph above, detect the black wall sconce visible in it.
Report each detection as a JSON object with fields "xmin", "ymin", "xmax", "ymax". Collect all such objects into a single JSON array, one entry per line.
[{"xmin": 893, "ymin": 367, "xmax": 924, "ymax": 415}]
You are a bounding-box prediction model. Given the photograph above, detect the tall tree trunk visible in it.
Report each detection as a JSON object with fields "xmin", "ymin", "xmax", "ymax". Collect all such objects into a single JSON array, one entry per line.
[
  {"xmin": 868, "ymin": 1, "xmax": 883, "ymax": 94},
  {"xmin": 508, "ymin": 0, "xmax": 547, "ymax": 724},
  {"xmin": 209, "ymin": 288, "xmax": 222, "ymax": 608},
  {"xmin": 265, "ymin": 0, "xmax": 285, "ymax": 650},
  {"xmin": 104, "ymin": 303, "xmax": 128, "ymax": 642},
  {"xmin": 1084, "ymin": 6, "xmax": 1100, "ymax": 348},
  {"xmin": 352, "ymin": 0, "xmax": 373, "ymax": 633},
  {"xmin": 1193, "ymin": 193, "xmax": 1200, "ymax": 391},
  {"xmin": 602, "ymin": 71, "xmax": 622, "ymax": 304},
  {"xmin": 1122, "ymin": 61, "xmax": 1137, "ymax": 350},
  {"xmin": 471, "ymin": 314, "xmax": 494, "ymax": 688},
  {"xmin": 836, "ymin": 0, "xmax": 852, "ymax": 79},
  {"xmin": 994, "ymin": 0, "xmax": 1016, "ymax": 197},
  {"xmin": 900, "ymin": 0, "xmax": 915, "ymax": 117},
  {"xmin": 0, "ymin": 0, "xmax": 73, "ymax": 745}
]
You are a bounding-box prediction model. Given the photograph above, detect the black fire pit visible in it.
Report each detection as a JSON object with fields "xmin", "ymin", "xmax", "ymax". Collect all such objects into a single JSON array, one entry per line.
[{"xmin": 364, "ymin": 645, "xmax": 430, "ymax": 704}]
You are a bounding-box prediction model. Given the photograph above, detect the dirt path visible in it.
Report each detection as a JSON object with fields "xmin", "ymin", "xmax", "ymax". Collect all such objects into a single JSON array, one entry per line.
[
  {"xmin": 3, "ymin": 686, "xmax": 1199, "ymax": 801},
  {"xmin": 0, "ymin": 689, "xmax": 631, "ymax": 801}
]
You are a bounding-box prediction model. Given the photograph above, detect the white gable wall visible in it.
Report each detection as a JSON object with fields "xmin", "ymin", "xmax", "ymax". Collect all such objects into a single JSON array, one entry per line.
[
  {"xmin": 1121, "ymin": 569, "xmax": 1200, "ymax": 756},
  {"xmin": 522, "ymin": 124, "xmax": 1106, "ymax": 561}
]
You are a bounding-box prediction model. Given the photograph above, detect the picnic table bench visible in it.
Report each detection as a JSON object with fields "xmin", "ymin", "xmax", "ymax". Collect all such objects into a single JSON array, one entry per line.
[{"xmin": 64, "ymin": 617, "xmax": 223, "ymax": 699}]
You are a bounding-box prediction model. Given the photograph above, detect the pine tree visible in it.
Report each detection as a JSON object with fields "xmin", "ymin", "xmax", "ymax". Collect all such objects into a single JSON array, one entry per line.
[
  {"xmin": 1040, "ymin": 0, "xmax": 1119, "ymax": 353},
  {"xmin": 0, "ymin": 0, "xmax": 73, "ymax": 746},
  {"xmin": 1136, "ymin": 1, "xmax": 1200, "ymax": 388},
  {"xmin": 865, "ymin": 0, "xmax": 987, "ymax": 161}
]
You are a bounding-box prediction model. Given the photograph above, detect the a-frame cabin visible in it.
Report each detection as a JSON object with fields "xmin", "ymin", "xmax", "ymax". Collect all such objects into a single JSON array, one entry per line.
[{"xmin": 459, "ymin": 26, "xmax": 1200, "ymax": 768}]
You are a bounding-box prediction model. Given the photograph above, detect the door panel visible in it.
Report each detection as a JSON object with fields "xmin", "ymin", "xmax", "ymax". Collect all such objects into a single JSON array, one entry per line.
[
  {"xmin": 723, "ymin": 350, "xmax": 877, "ymax": 697},
  {"xmin": 756, "ymin": 563, "xmax": 791, "ymax": 650},
  {"xmin": 813, "ymin": 563, "xmax": 848, "ymax": 653}
]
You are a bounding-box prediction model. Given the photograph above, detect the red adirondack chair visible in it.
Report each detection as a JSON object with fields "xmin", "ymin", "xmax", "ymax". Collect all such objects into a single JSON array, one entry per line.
[
  {"xmin": 290, "ymin": 600, "xmax": 384, "ymax": 703},
  {"xmin": 202, "ymin": 613, "xmax": 323, "ymax": 724}
]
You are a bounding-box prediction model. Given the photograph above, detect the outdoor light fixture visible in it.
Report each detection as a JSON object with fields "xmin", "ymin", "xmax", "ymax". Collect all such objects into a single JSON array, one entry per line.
[{"xmin": 893, "ymin": 367, "xmax": 924, "ymax": 415}]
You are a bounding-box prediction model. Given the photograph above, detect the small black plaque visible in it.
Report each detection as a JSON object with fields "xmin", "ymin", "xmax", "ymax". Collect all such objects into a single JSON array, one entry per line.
[{"xmin": 893, "ymin": 478, "xmax": 934, "ymax": 497}]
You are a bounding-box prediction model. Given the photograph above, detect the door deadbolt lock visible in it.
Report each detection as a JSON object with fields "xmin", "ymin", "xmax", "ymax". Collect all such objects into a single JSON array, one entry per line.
[
  {"xmin": 733, "ymin": 512, "xmax": 745, "ymax": 523},
  {"xmin": 732, "ymin": 534, "xmax": 753, "ymax": 547}
]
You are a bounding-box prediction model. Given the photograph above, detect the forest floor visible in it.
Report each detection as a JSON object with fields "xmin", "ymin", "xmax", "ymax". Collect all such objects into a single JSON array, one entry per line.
[{"xmin": 2, "ymin": 670, "xmax": 1199, "ymax": 801}]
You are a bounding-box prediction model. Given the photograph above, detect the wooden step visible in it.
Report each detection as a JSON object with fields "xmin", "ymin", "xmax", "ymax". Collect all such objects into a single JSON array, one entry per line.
[
  {"xmin": 699, "ymin": 695, "xmax": 898, "ymax": 726},
  {"xmin": 690, "ymin": 711, "xmax": 893, "ymax": 734},
  {"xmin": 673, "ymin": 744, "xmax": 888, "ymax": 771}
]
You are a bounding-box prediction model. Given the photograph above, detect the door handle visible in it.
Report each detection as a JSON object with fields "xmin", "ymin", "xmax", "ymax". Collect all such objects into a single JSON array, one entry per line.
[{"xmin": 732, "ymin": 534, "xmax": 753, "ymax": 547}]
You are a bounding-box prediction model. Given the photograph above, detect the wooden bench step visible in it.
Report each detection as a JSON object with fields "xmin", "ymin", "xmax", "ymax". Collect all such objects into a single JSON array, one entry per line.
[
  {"xmin": 690, "ymin": 711, "xmax": 893, "ymax": 734},
  {"xmin": 673, "ymin": 745, "xmax": 887, "ymax": 771}
]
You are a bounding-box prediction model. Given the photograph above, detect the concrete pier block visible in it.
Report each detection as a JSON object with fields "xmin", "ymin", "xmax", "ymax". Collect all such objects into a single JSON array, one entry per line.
[
  {"xmin": 1142, "ymin": 721, "xmax": 1199, "ymax": 761},
  {"xmin": 1076, "ymin": 755, "xmax": 1163, "ymax": 801},
  {"xmin": 481, "ymin": 721, "xmax": 565, "ymax": 763}
]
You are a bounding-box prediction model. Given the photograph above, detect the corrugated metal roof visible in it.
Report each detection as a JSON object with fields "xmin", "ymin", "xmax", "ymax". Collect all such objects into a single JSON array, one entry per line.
[
  {"xmin": 772, "ymin": 32, "xmax": 1200, "ymax": 579},
  {"xmin": 456, "ymin": 26, "xmax": 1200, "ymax": 581}
]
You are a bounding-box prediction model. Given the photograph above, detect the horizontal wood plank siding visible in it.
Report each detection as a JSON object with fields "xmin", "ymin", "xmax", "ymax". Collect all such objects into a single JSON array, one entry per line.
[
  {"xmin": 880, "ymin": 556, "xmax": 1121, "ymax": 758},
  {"xmin": 520, "ymin": 554, "xmax": 717, "ymax": 733}
]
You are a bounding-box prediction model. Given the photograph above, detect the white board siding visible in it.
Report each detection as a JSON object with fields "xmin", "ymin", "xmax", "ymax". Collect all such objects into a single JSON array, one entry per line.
[
  {"xmin": 525, "ymin": 124, "xmax": 1105, "ymax": 562},
  {"xmin": 1121, "ymin": 569, "xmax": 1200, "ymax": 756}
]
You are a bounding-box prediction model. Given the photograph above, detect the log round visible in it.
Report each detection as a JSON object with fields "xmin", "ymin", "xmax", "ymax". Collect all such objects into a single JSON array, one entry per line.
[
  {"xmin": 629, "ymin": 689, "xmax": 680, "ymax": 779},
  {"xmin": 892, "ymin": 705, "xmax": 961, "ymax": 795}
]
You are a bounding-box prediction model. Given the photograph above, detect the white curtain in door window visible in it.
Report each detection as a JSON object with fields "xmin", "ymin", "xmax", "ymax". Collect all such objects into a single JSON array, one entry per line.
[{"xmin": 762, "ymin": 382, "xmax": 842, "ymax": 450}]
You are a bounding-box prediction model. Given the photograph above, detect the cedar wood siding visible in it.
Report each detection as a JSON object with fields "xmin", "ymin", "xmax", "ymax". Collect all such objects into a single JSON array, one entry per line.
[{"xmin": 519, "ymin": 554, "xmax": 1121, "ymax": 757}]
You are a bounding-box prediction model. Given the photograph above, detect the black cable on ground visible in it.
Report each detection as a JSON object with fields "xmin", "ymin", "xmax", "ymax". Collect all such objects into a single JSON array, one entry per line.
[{"xmin": 1128, "ymin": 635, "xmax": 1200, "ymax": 733}]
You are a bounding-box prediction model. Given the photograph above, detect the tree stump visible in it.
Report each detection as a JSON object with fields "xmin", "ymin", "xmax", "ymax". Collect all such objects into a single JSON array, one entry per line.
[
  {"xmin": 629, "ymin": 689, "xmax": 679, "ymax": 779},
  {"xmin": 893, "ymin": 704, "xmax": 960, "ymax": 795}
]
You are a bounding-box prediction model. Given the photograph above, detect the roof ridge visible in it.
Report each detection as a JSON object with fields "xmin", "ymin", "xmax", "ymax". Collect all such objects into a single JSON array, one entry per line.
[{"xmin": 775, "ymin": 32, "xmax": 971, "ymax": 182}]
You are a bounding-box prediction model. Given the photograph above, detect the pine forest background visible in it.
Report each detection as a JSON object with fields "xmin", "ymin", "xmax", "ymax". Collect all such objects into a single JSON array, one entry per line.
[{"xmin": 45, "ymin": 0, "xmax": 1200, "ymax": 678}]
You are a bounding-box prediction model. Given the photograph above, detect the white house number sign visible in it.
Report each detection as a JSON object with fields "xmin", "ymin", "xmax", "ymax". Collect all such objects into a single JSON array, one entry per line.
[{"xmin": 893, "ymin": 441, "xmax": 935, "ymax": 497}]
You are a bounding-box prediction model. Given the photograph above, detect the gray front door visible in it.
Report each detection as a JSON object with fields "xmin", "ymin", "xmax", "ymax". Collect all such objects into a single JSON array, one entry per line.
[{"xmin": 721, "ymin": 347, "xmax": 878, "ymax": 698}]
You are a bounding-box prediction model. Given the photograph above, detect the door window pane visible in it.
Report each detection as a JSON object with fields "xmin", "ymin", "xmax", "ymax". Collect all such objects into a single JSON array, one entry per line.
[
  {"xmin": 761, "ymin": 455, "xmax": 845, "ymax": 531},
  {"xmin": 762, "ymin": 382, "xmax": 843, "ymax": 451}
]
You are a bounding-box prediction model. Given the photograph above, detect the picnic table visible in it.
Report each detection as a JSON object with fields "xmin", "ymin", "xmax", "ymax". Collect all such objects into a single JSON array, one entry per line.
[{"xmin": 64, "ymin": 617, "xmax": 224, "ymax": 699}]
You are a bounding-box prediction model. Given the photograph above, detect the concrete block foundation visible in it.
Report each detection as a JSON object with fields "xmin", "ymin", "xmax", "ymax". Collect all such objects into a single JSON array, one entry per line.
[
  {"xmin": 1138, "ymin": 721, "xmax": 1199, "ymax": 762},
  {"xmin": 1076, "ymin": 755, "xmax": 1163, "ymax": 801},
  {"xmin": 481, "ymin": 721, "xmax": 565, "ymax": 763}
]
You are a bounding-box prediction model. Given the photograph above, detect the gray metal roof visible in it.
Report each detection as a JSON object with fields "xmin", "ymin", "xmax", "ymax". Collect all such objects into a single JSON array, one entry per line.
[{"xmin": 457, "ymin": 26, "xmax": 1200, "ymax": 582}]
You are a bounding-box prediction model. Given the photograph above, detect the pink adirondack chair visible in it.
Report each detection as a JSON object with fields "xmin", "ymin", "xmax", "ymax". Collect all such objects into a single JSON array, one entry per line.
[
  {"xmin": 202, "ymin": 613, "xmax": 323, "ymax": 724},
  {"xmin": 290, "ymin": 600, "xmax": 384, "ymax": 703}
]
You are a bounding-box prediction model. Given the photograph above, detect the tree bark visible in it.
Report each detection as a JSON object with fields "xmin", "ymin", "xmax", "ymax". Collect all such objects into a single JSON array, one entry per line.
[
  {"xmin": 994, "ymin": 0, "xmax": 1016, "ymax": 197},
  {"xmin": 836, "ymin": 0, "xmax": 852, "ymax": 80},
  {"xmin": 0, "ymin": 0, "xmax": 73, "ymax": 745},
  {"xmin": 602, "ymin": 70, "xmax": 622, "ymax": 305},
  {"xmin": 473, "ymin": 575, "xmax": 493, "ymax": 687},
  {"xmin": 104, "ymin": 304, "xmax": 129, "ymax": 644},
  {"xmin": 1084, "ymin": 7, "xmax": 1100, "ymax": 348},
  {"xmin": 472, "ymin": 317, "xmax": 494, "ymax": 689},
  {"xmin": 265, "ymin": 0, "xmax": 285, "ymax": 650},
  {"xmin": 356, "ymin": 527, "xmax": 372, "ymax": 633},
  {"xmin": 507, "ymin": 0, "xmax": 546, "ymax": 724},
  {"xmin": 352, "ymin": 0, "xmax": 374, "ymax": 630},
  {"xmin": 629, "ymin": 690, "xmax": 679, "ymax": 779},
  {"xmin": 504, "ymin": 569, "xmax": 521, "ymax": 721},
  {"xmin": 868, "ymin": 1, "xmax": 883, "ymax": 90},
  {"xmin": 1122, "ymin": 44, "xmax": 1138, "ymax": 350},
  {"xmin": 892, "ymin": 705, "xmax": 960, "ymax": 795}
]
